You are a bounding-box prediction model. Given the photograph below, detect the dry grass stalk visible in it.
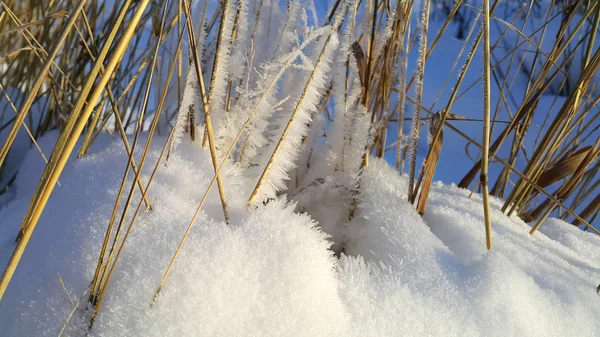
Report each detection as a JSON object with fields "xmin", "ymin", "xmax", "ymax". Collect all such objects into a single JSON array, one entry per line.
[
  {"xmin": 445, "ymin": 115, "xmax": 599, "ymax": 234},
  {"xmin": 90, "ymin": 0, "xmax": 174, "ymax": 305},
  {"xmin": 89, "ymin": 4, "xmax": 180, "ymax": 315},
  {"xmin": 505, "ymin": 43, "xmax": 600, "ymax": 217},
  {"xmin": 481, "ymin": 0, "xmax": 493, "ymax": 250},
  {"xmin": 529, "ymin": 138, "xmax": 599, "ymax": 234},
  {"xmin": 0, "ymin": 0, "xmax": 148, "ymax": 302},
  {"xmin": 416, "ymin": 114, "xmax": 443, "ymax": 215},
  {"xmin": 0, "ymin": 10, "xmax": 68, "ymax": 37},
  {"xmin": 92, "ymin": 125, "xmax": 176, "ymax": 325},
  {"xmin": 572, "ymin": 193, "xmax": 600, "ymax": 227},
  {"xmin": 460, "ymin": 1, "xmax": 595, "ymax": 191},
  {"xmin": 533, "ymin": 146, "xmax": 594, "ymax": 191},
  {"xmin": 0, "ymin": 0, "xmax": 86, "ymax": 169},
  {"xmin": 0, "ymin": 82, "xmax": 49, "ymax": 168},
  {"xmin": 406, "ymin": 94, "xmax": 599, "ymax": 234},
  {"xmin": 185, "ymin": 0, "xmax": 230, "ymax": 223}
]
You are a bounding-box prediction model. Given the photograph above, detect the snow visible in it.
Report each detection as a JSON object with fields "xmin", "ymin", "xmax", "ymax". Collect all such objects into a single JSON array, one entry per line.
[
  {"xmin": 1, "ymin": 135, "xmax": 600, "ymax": 336},
  {"xmin": 1, "ymin": 1, "xmax": 599, "ymax": 336}
]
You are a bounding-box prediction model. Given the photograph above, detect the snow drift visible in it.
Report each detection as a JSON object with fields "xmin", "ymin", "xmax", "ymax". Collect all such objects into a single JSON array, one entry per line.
[{"xmin": 1, "ymin": 135, "xmax": 599, "ymax": 336}]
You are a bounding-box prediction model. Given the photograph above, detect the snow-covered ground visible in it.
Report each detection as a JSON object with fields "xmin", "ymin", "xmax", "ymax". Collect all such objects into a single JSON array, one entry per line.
[
  {"xmin": 1, "ymin": 1, "xmax": 599, "ymax": 335},
  {"xmin": 1, "ymin": 134, "xmax": 599, "ymax": 336}
]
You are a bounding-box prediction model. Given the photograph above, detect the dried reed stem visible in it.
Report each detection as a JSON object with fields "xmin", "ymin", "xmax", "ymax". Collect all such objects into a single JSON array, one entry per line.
[
  {"xmin": 185, "ymin": 0, "xmax": 230, "ymax": 223},
  {"xmin": 0, "ymin": 0, "xmax": 148, "ymax": 302},
  {"xmin": 481, "ymin": 0, "xmax": 493, "ymax": 250},
  {"xmin": 0, "ymin": 0, "xmax": 85, "ymax": 169}
]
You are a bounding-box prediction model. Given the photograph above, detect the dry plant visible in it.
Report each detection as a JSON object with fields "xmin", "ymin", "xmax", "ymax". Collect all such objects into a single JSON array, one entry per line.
[{"xmin": 0, "ymin": 0, "xmax": 599, "ymax": 327}]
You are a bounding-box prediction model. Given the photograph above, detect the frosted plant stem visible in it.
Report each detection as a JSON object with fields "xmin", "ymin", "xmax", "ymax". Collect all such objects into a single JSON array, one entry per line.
[
  {"xmin": 247, "ymin": 14, "xmax": 343, "ymax": 207},
  {"xmin": 407, "ymin": 0, "xmax": 429, "ymax": 204},
  {"xmin": 363, "ymin": 0, "xmax": 378, "ymax": 169},
  {"xmin": 412, "ymin": 28, "xmax": 482, "ymax": 204},
  {"xmin": 396, "ymin": 16, "xmax": 410, "ymax": 171},
  {"xmin": 201, "ymin": 0, "xmax": 235, "ymax": 148},
  {"xmin": 153, "ymin": 29, "xmax": 322, "ymax": 295}
]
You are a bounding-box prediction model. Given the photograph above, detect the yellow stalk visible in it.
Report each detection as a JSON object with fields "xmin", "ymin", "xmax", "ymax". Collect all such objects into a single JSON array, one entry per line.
[
  {"xmin": 0, "ymin": 0, "xmax": 86, "ymax": 169},
  {"xmin": 183, "ymin": 0, "xmax": 230, "ymax": 223},
  {"xmin": 0, "ymin": 0, "xmax": 149, "ymax": 301},
  {"xmin": 90, "ymin": 0, "xmax": 174, "ymax": 303}
]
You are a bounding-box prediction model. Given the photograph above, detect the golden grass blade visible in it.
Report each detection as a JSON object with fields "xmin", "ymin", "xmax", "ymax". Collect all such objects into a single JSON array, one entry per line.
[
  {"xmin": 0, "ymin": 10, "xmax": 67, "ymax": 37},
  {"xmin": 505, "ymin": 46, "xmax": 600, "ymax": 216},
  {"xmin": 90, "ymin": 0, "xmax": 174, "ymax": 304},
  {"xmin": 529, "ymin": 139, "xmax": 599, "ymax": 234},
  {"xmin": 0, "ymin": 0, "xmax": 148, "ymax": 302},
  {"xmin": 572, "ymin": 193, "xmax": 600, "ymax": 227},
  {"xmin": 533, "ymin": 146, "xmax": 593, "ymax": 192},
  {"xmin": 15, "ymin": 0, "xmax": 138, "ymax": 241},
  {"xmin": 183, "ymin": 0, "xmax": 230, "ymax": 223},
  {"xmin": 416, "ymin": 114, "xmax": 443, "ymax": 215},
  {"xmin": 91, "ymin": 125, "xmax": 176, "ymax": 325},
  {"xmin": 58, "ymin": 288, "xmax": 88, "ymax": 337},
  {"xmin": 446, "ymin": 117, "xmax": 599, "ymax": 234},
  {"xmin": 0, "ymin": 0, "xmax": 85, "ymax": 170},
  {"xmin": 72, "ymin": 16, "xmax": 151, "ymax": 208},
  {"xmin": 460, "ymin": 2, "xmax": 597, "ymax": 190},
  {"xmin": 0, "ymin": 82, "xmax": 50, "ymax": 170},
  {"xmin": 78, "ymin": 94, "xmax": 108, "ymax": 156},
  {"xmin": 0, "ymin": 47, "xmax": 37, "ymax": 63}
]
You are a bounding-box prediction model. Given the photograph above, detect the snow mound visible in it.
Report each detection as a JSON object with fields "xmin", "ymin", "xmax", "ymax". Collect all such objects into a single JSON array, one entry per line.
[
  {"xmin": 0, "ymin": 136, "xmax": 347, "ymax": 336},
  {"xmin": 1, "ymin": 141, "xmax": 600, "ymax": 337}
]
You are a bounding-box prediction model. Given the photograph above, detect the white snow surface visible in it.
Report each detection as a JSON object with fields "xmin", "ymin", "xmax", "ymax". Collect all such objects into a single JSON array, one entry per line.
[{"xmin": 1, "ymin": 136, "xmax": 600, "ymax": 336}]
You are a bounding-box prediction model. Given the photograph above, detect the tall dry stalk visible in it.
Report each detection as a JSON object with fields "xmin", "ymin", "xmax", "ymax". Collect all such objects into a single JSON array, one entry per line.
[
  {"xmin": 481, "ymin": 0, "xmax": 493, "ymax": 250},
  {"xmin": 186, "ymin": 0, "xmax": 230, "ymax": 223},
  {"xmin": 0, "ymin": 0, "xmax": 86, "ymax": 169},
  {"xmin": 0, "ymin": 0, "xmax": 150, "ymax": 301}
]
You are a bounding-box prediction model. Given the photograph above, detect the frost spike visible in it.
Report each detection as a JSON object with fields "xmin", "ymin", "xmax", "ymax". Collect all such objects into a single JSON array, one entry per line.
[{"xmin": 247, "ymin": 10, "xmax": 344, "ymax": 207}]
